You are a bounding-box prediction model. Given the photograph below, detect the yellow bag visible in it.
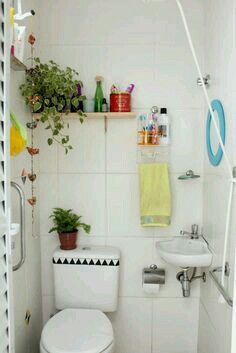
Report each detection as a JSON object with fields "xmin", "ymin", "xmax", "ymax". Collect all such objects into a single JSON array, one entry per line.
[{"xmin": 10, "ymin": 112, "xmax": 27, "ymax": 156}]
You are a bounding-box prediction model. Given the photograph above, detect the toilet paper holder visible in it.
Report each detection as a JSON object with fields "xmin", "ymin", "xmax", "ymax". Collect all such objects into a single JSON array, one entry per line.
[{"xmin": 142, "ymin": 264, "xmax": 165, "ymax": 285}]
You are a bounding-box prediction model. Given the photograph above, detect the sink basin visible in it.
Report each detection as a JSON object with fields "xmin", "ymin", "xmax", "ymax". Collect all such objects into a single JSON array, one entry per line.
[{"xmin": 156, "ymin": 237, "xmax": 212, "ymax": 268}]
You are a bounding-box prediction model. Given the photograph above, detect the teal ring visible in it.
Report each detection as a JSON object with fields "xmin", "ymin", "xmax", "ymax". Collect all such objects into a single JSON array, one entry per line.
[{"xmin": 206, "ymin": 100, "xmax": 226, "ymax": 166}]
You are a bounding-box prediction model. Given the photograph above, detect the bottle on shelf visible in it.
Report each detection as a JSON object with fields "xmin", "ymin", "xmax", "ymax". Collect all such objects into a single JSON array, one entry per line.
[
  {"xmin": 158, "ymin": 108, "xmax": 169, "ymax": 146},
  {"xmin": 71, "ymin": 83, "xmax": 84, "ymax": 112},
  {"xmin": 138, "ymin": 114, "xmax": 145, "ymax": 145},
  {"xmin": 94, "ymin": 76, "xmax": 104, "ymax": 112},
  {"xmin": 151, "ymin": 106, "xmax": 158, "ymax": 145},
  {"xmin": 102, "ymin": 98, "xmax": 108, "ymax": 112}
]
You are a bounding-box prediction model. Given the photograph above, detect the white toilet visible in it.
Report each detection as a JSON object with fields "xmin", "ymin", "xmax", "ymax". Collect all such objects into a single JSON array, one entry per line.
[{"xmin": 40, "ymin": 246, "xmax": 120, "ymax": 353}]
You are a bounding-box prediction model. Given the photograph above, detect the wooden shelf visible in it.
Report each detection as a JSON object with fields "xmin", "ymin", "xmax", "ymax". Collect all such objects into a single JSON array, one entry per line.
[
  {"xmin": 86, "ymin": 112, "xmax": 136, "ymax": 119},
  {"xmin": 10, "ymin": 55, "xmax": 27, "ymax": 71},
  {"xmin": 138, "ymin": 144, "xmax": 169, "ymax": 147},
  {"xmin": 34, "ymin": 112, "xmax": 136, "ymax": 119}
]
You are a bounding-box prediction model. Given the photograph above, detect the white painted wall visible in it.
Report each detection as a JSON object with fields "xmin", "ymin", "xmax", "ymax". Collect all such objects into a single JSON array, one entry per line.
[
  {"xmin": 198, "ymin": 1, "xmax": 236, "ymax": 353},
  {"xmin": 37, "ymin": 1, "xmax": 205, "ymax": 353},
  {"xmin": 10, "ymin": 1, "xmax": 42, "ymax": 352}
]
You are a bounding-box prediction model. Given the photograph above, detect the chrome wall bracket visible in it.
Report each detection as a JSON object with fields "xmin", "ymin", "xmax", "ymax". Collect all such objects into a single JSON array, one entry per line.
[{"xmin": 197, "ymin": 74, "xmax": 210, "ymax": 88}]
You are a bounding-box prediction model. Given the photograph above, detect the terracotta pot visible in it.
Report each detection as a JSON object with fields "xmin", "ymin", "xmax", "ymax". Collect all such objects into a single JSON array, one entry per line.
[{"xmin": 58, "ymin": 230, "xmax": 78, "ymax": 250}]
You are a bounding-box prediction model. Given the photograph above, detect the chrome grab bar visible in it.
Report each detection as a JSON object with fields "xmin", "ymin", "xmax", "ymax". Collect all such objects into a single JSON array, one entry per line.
[
  {"xmin": 11, "ymin": 181, "xmax": 26, "ymax": 271},
  {"xmin": 209, "ymin": 267, "xmax": 233, "ymax": 307}
]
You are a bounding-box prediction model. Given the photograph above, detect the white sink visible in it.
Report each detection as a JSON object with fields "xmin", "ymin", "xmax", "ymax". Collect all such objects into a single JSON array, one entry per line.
[{"xmin": 156, "ymin": 237, "xmax": 212, "ymax": 268}]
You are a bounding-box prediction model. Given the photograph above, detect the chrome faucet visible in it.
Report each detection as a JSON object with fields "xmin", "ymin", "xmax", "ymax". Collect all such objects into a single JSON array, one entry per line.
[{"xmin": 180, "ymin": 224, "xmax": 199, "ymax": 239}]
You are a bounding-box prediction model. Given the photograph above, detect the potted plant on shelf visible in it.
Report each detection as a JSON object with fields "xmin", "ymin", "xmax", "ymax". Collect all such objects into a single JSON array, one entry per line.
[
  {"xmin": 20, "ymin": 58, "xmax": 86, "ymax": 153},
  {"xmin": 49, "ymin": 208, "xmax": 91, "ymax": 250}
]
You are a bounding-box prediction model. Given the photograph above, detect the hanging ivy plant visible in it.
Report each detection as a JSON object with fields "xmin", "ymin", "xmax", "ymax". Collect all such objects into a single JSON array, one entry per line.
[{"xmin": 20, "ymin": 58, "xmax": 86, "ymax": 153}]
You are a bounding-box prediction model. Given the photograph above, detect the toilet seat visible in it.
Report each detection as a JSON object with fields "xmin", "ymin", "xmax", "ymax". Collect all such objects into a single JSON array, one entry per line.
[{"xmin": 40, "ymin": 308, "xmax": 114, "ymax": 353}]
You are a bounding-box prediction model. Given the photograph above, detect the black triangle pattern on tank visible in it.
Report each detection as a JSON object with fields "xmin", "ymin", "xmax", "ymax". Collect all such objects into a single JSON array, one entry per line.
[{"xmin": 53, "ymin": 257, "xmax": 120, "ymax": 266}]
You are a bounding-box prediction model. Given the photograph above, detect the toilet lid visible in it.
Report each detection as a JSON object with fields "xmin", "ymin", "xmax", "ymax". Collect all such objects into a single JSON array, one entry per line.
[{"xmin": 41, "ymin": 309, "xmax": 114, "ymax": 353}]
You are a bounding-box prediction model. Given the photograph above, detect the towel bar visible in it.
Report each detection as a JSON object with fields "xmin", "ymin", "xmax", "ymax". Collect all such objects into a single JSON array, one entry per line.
[{"xmin": 209, "ymin": 267, "xmax": 233, "ymax": 307}]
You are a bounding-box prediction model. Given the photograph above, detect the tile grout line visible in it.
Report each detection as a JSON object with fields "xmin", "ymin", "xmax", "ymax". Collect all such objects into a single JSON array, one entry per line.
[{"xmin": 105, "ymin": 118, "xmax": 108, "ymax": 245}]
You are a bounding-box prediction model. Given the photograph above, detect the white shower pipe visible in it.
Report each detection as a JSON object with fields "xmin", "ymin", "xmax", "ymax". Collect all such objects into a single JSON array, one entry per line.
[
  {"xmin": 14, "ymin": 0, "xmax": 35, "ymax": 21},
  {"xmin": 175, "ymin": 0, "xmax": 235, "ymax": 297}
]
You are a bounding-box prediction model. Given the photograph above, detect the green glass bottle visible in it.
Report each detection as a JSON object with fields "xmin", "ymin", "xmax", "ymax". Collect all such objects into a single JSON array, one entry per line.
[{"xmin": 94, "ymin": 80, "xmax": 104, "ymax": 112}]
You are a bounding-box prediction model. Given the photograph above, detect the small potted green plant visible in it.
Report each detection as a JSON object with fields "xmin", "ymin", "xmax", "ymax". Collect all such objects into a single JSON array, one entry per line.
[
  {"xmin": 49, "ymin": 208, "xmax": 91, "ymax": 250},
  {"xmin": 20, "ymin": 58, "xmax": 86, "ymax": 153}
]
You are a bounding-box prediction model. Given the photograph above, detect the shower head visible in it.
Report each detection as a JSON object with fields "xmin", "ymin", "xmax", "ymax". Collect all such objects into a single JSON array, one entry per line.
[{"xmin": 178, "ymin": 170, "xmax": 200, "ymax": 180}]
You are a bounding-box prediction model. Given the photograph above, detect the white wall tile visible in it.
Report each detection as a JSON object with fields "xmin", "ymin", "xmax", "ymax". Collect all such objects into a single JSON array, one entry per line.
[
  {"xmin": 39, "ymin": 174, "xmax": 58, "ymax": 236},
  {"xmin": 42, "ymin": 296, "xmax": 56, "ymax": 326},
  {"xmin": 107, "ymin": 45, "xmax": 155, "ymax": 110},
  {"xmin": 38, "ymin": 126, "xmax": 58, "ymax": 174},
  {"xmin": 58, "ymin": 174, "xmax": 106, "ymax": 236},
  {"xmin": 198, "ymin": 302, "xmax": 217, "ymax": 353},
  {"xmin": 107, "ymin": 174, "xmax": 153, "ymax": 237},
  {"xmin": 107, "ymin": 119, "xmax": 137, "ymax": 174},
  {"xmin": 155, "ymin": 45, "xmax": 204, "ymax": 110},
  {"xmin": 40, "ymin": 235, "xmax": 58, "ymax": 296},
  {"xmin": 107, "ymin": 237, "xmax": 153, "ymax": 297},
  {"xmin": 58, "ymin": 118, "xmax": 106, "ymax": 174},
  {"xmin": 169, "ymin": 109, "xmax": 204, "ymax": 174},
  {"xmin": 107, "ymin": 297, "xmax": 152, "ymax": 353},
  {"xmin": 152, "ymin": 298, "xmax": 199, "ymax": 353}
]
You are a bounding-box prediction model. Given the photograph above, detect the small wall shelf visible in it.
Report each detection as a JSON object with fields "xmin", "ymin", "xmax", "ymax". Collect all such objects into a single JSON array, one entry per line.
[
  {"xmin": 34, "ymin": 112, "xmax": 136, "ymax": 120},
  {"xmin": 138, "ymin": 144, "xmax": 169, "ymax": 147},
  {"xmin": 86, "ymin": 112, "xmax": 136, "ymax": 119},
  {"xmin": 10, "ymin": 55, "xmax": 27, "ymax": 71}
]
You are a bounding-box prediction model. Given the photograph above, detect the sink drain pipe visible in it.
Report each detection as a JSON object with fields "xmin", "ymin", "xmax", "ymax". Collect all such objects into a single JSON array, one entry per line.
[{"xmin": 177, "ymin": 268, "xmax": 206, "ymax": 297}]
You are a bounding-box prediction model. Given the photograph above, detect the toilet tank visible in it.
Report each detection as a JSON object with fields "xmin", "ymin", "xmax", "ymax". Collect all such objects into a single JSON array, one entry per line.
[{"xmin": 53, "ymin": 245, "xmax": 120, "ymax": 312}]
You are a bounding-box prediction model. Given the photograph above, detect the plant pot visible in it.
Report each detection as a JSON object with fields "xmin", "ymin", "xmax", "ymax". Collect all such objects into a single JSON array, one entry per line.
[{"xmin": 58, "ymin": 230, "xmax": 78, "ymax": 250}]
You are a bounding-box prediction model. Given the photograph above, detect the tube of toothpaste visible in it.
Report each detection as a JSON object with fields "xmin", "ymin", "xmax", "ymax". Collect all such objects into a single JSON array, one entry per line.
[{"xmin": 126, "ymin": 84, "xmax": 135, "ymax": 94}]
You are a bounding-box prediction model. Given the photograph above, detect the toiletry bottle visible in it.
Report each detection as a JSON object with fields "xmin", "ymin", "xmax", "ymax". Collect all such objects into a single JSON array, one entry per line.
[
  {"xmin": 138, "ymin": 115, "xmax": 145, "ymax": 145},
  {"xmin": 151, "ymin": 106, "xmax": 159, "ymax": 145},
  {"xmin": 152, "ymin": 122, "xmax": 158, "ymax": 145},
  {"xmin": 102, "ymin": 98, "xmax": 108, "ymax": 112},
  {"xmin": 94, "ymin": 77, "xmax": 104, "ymax": 112},
  {"xmin": 126, "ymin": 84, "xmax": 135, "ymax": 94},
  {"xmin": 158, "ymin": 108, "xmax": 169, "ymax": 145},
  {"xmin": 147, "ymin": 114, "xmax": 153, "ymax": 144},
  {"xmin": 71, "ymin": 84, "xmax": 84, "ymax": 112}
]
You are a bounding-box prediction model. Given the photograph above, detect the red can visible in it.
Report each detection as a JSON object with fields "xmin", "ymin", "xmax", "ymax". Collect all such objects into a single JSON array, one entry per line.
[{"xmin": 110, "ymin": 93, "xmax": 131, "ymax": 112}]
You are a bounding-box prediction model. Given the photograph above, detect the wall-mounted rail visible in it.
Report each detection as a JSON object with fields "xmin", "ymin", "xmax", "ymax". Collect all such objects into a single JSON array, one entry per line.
[
  {"xmin": 11, "ymin": 182, "xmax": 26, "ymax": 271},
  {"xmin": 209, "ymin": 267, "xmax": 233, "ymax": 307}
]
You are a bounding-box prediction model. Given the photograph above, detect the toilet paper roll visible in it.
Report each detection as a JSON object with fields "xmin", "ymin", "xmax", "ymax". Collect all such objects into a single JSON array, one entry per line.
[{"xmin": 143, "ymin": 283, "xmax": 160, "ymax": 294}]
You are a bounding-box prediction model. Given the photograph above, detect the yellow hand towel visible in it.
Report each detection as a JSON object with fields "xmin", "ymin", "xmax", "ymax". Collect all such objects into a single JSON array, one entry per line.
[{"xmin": 139, "ymin": 163, "xmax": 171, "ymax": 227}]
